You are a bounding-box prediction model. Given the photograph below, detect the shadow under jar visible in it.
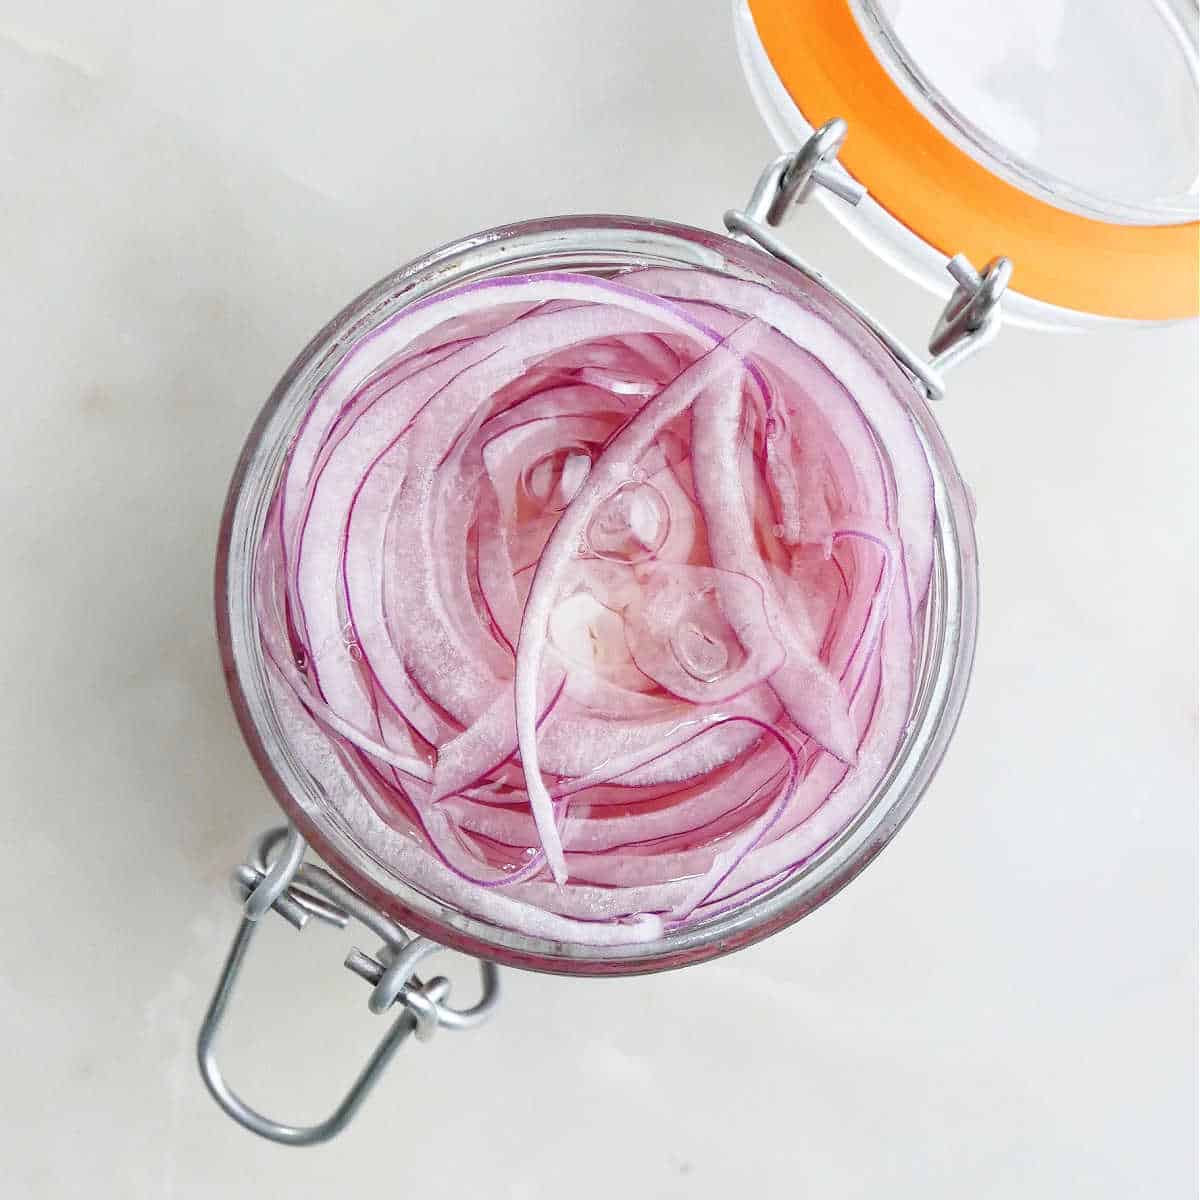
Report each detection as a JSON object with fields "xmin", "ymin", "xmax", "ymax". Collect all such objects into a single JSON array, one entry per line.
[{"xmin": 216, "ymin": 214, "xmax": 978, "ymax": 978}]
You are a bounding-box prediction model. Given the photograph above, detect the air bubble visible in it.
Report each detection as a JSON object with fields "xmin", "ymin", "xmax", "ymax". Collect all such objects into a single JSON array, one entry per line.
[
  {"xmin": 672, "ymin": 620, "xmax": 731, "ymax": 682},
  {"xmin": 522, "ymin": 445, "xmax": 593, "ymax": 512},
  {"xmin": 586, "ymin": 482, "xmax": 670, "ymax": 563}
]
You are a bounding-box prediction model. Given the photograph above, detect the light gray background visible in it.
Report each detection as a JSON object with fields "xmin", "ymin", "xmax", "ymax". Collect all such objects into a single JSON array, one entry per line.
[{"xmin": 0, "ymin": 3, "xmax": 1196, "ymax": 1197}]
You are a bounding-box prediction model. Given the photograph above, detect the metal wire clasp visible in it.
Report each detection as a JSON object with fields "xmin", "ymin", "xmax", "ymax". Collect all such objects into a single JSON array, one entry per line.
[
  {"xmin": 197, "ymin": 826, "xmax": 500, "ymax": 1146},
  {"xmin": 725, "ymin": 118, "xmax": 1011, "ymax": 401}
]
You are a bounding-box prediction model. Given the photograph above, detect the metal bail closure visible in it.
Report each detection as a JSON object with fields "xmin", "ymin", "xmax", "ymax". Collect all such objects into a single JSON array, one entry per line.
[
  {"xmin": 725, "ymin": 118, "xmax": 1012, "ymax": 402},
  {"xmin": 197, "ymin": 826, "xmax": 501, "ymax": 1146},
  {"xmin": 927, "ymin": 254, "xmax": 1013, "ymax": 373}
]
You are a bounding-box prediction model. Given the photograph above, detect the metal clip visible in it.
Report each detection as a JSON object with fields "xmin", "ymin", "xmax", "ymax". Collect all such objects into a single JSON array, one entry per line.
[
  {"xmin": 197, "ymin": 826, "xmax": 501, "ymax": 1146},
  {"xmin": 764, "ymin": 117, "xmax": 867, "ymax": 222},
  {"xmin": 726, "ymin": 119, "xmax": 1011, "ymax": 400},
  {"xmin": 928, "ymin": 253, "xmax": 1012, "ymax": 373}
]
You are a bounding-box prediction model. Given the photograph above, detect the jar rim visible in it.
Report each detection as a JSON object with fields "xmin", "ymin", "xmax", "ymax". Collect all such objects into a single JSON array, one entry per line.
[{"xmin": 215, "ymin": 213, "xmax": 979, "ymax": 976}]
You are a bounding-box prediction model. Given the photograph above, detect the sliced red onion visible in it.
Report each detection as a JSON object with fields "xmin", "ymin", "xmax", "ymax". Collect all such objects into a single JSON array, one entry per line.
[{"xmin": 256, "ymin": 268, "xmax": 935, "ymax": 946}]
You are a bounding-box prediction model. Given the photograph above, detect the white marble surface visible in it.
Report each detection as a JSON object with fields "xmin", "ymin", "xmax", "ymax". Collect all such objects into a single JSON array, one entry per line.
[{"xmin": 0, "ymin": 3, "xmax": 1196, "ymax": 1196}]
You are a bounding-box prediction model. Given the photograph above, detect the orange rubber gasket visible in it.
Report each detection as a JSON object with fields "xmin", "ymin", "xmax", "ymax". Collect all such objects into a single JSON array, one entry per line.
[{"xmin": 748, "ymin": 0, "xmax": 1200, "ymax": 320}]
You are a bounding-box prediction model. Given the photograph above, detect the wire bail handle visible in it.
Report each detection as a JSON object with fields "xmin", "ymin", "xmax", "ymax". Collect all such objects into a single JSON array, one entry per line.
[
  {"xmin": 197, "ymin": 826, "xmax": 501, "ymax": 1146},
  {"xmin": 726, "ymin": 118, "xmax": 1012, "ymax": 401}
]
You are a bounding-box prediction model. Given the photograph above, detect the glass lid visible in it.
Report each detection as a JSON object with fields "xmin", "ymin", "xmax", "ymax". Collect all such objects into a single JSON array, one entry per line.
[
  {"xmin": 737, "ymin": 0, "xmax": 1200, "ymax": 325},
  {"xmin": 860, "ymin": 0, "xmax": 1198, "ymax": 226}
]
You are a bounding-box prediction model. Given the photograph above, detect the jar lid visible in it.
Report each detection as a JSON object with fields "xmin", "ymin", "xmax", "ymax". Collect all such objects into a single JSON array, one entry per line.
[{"xmin": 737, "ymin": 0, "xmax": 1200, "ymax": 323}]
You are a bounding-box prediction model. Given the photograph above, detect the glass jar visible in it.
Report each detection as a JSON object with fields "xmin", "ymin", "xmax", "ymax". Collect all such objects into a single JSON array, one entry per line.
[
  {"xmin": 216, "ymin": 214, "xmax": 978, "ymax": 976},
  {"xmin": 201, "ymin": 0, "xmax": 1195, "ymax": 1145}
]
